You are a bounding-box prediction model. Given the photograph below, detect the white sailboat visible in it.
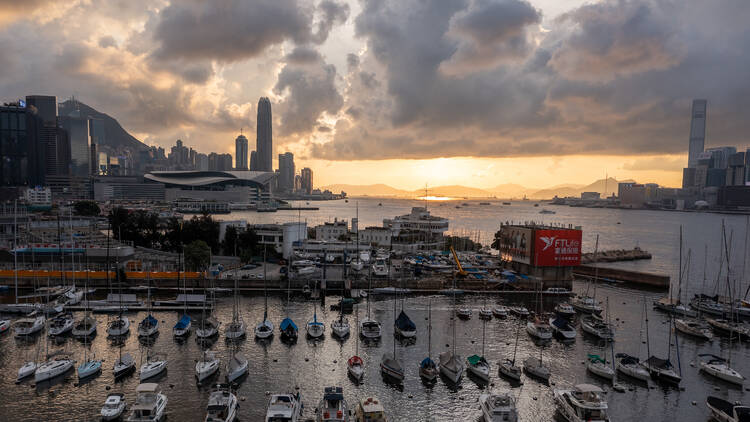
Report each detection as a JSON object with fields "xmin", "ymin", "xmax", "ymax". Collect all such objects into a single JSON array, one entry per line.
[
  {"xmin": 380, "ymin": 290, "xmax": 404, "ymax": 383},
  {"xmin": 48, "ymin": 312, "xmax": 74, "ymax": 337},
  {"xmin": 72, "ymin": 261, "xmax": 97, "ymax": 338},
  {"xmin": 699, "ymin": 354, "xmax": 744, "ymax": 385},
  {"xmin": 35, "ymin": 350, "xmax": 75, "ymax": 383},
  {"xmin": 359, "ymin": 271, "xmax": 381, "ymax": 339},
  {"xmin": 440, "ymin": 287, "xmax": 465, "ymax": 384},
  {"xmin": 467, "ymin": 296, "xmax": 491, "ymax": 383},
  {"xmin": 419, "ymin": 299, "xmax": 438, "ymax": 383},
  {"xmin": 225, "ymin": 277, "xmax": 246, "ymax": 340},
  {"xmin": 195, "ymin": 350, "xmax": 220, "ymax": 383},
  {"xmin": 137, "ymin": 277, "xmax": 158, "ymax": 337},
  {"xmin": 255, "ymin": 247, "xmax": 274, "ymax": 339},
  {"xmin": 348, "ymin": 304, "xmax": 365, "ymax": 383},
  {"xmin": 139, "ymin": 351, "xmax": 168, "ymax": 381},
  {"xmin": 78, "ymin": 268, "xmax": 102, "ymax": 380},
  {"xmin": 173, "ymin": 247, "xmax": 191, "ymax": 338},
  {"xmin": 307, "ymin": 301, "xmax": 325, "ymax": 339},
  {"xmin": 332, "ymin": 263, "xmax": 351, "ymax": 339},
  {"xmin": 14, "ymin": 315, "xmax": 45, "ymax": 337},
  {"xmin": 225, "ymin": 348, "xmax": 248, "ymax": 383},
  {"xmin": 498, "ymin": 319, "xmax": 522, "ymax": 382},
  {"xmin": 571, "ymin": 235, "xmax": 603, "ymax": 315},
  {"xmin": 350, "ymin": 203, "xmax": 364, "ymax": 272}
]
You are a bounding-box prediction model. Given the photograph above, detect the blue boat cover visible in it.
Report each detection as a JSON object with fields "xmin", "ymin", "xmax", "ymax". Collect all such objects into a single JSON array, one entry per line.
[
  {"xmin": 395, "ymin": 310, "xmax": 416, "ymax": 331},
  {"xmin": 421, "ymin": 357, "xmax": 436, "ymax": 368},
  {"xmin": 174, "ymin": 314, "xmax": 190, "ymax": 329},
  {"xmin": 143, "ymin": 314, "xmax": 158, "ymax": 326},
  {"xmin": 551, "ymin": 318, "xmax": 570, "ymax": 330},
  {"xmin": 280, "ymin": 317, "xmax": 298, "ymax": 331}
]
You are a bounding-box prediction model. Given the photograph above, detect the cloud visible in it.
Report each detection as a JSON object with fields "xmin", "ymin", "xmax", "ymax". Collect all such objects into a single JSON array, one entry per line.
[
  {"xmin": 285, "ymin": 46, "xmax": 323, "ymax": 64},
  {"xmin": 621, "ymin": 156, "xmax": 685, "ymax": 172}
]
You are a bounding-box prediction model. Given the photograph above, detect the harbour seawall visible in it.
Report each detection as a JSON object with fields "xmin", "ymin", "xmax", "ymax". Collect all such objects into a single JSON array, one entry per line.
[{"xmin": 573, "ymin": 265, "xmax": 669, "ymax": 290}]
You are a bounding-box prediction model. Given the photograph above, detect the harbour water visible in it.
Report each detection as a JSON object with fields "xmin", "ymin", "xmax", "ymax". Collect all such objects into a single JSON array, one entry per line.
[
  {"xmin": 0, "ymin": 284, "xmax": 748, "ymax": 421},
  {"xmin": 1, "ymin": 199, "xmax": 749, "ymax": 421}
]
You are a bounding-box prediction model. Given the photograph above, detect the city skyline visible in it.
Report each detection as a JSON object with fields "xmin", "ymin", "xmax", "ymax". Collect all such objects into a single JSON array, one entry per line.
[{"xmin": 1, "ymin": 0, "xmax": 749, "ymax": 191}]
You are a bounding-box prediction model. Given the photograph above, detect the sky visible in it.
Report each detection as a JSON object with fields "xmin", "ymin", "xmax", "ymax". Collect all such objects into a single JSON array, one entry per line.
[{"xmin": 1, "ymin": 0, "xmax": 749, "ymax": 190}]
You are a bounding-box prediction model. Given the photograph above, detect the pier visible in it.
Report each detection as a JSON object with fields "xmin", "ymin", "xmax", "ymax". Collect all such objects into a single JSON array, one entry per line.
[
  {"xmin": 580, "ymin": 247, "xmax": 652, "ymax": 264},
  {"xmin": 573, "ymin": 265, "xmax": 669, "ymax": 290}
]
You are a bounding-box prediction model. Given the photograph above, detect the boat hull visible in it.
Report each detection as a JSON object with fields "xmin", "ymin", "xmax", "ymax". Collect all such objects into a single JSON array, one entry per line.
[{"xmin": 35, "ymin": 359, "xmax": 74, "ymax": 383}]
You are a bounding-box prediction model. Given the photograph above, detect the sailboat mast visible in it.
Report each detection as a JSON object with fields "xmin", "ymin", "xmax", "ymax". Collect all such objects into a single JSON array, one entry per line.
[
  {"xmin": 427, "ymin": 299, "xmax": 432, "ymax": 358},
  {"xmin": 676, "ymin": 226, "xmax": 682, "ymax": 304},
  {"xmin": 13, "ymin": 199, "xmax": 17, "ymax": 304},
  {"xmin": 592, "ymin": 234, "xmax": 599, "ymax": 298},
  {"xmin": 644, "ymin": 297, "xmax": 650, "ymax": 359}
]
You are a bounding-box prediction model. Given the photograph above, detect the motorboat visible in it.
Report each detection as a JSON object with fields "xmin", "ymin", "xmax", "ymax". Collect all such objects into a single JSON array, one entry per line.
[
  {"xmin": 394, "ymin": 310, "xmax": 416, "ymax": 338},
  {"xmin": 265, "ymin": 392, "xmax": 302, "ymax": 422},
  {"xmin": 360, "ymin": 251, "xmax": 371, "ymax": 263},
  {"xmin": 581, "ymin": 315, "xmax": 614, "ymax": 341},
  {"xmin": 354, "ymin": 397, "xmax": 387, "ymax": 422},
  {"xmin": 126, "ymin": 383, "xmax": 168, "ymax": 422},
  {"xmin": 196, "ymin": 350, "xmax": 220, "ymax": 383},
  {"xmin": 492, "ymin": 306, "xmax": 509, "ymax": 318},
  {"xmin": 553, "ymin": 384, "xmax": 611, "ymax": 422},
  {"xmin": 14, "ymin": 315, "xmax": 45, "ymax": 337},
  {"xmin": 205, "ymin": 384, "xmax": 238, "ymax": 422},
  {"xmin": 107, "ymin": 316, "xmax": 130, "ymax": 337},
  {"xmin": 699, "ymin": 354, "xmax": 744, "ymax": 385},
  {"xmin": 706, "ymin": 396, "xmax": 750, "ymax": 422},
  {"xmin": 48, "ymin": 313, "xmax": 74, "ymax": 336},
  {"xmin": 359, "ymin": 318, "xmax": 381, "ymax": 339},
  {"xmin": 101, "ymin": 393, "xmax": 127, "ymax": 421},
  {"xmin": 35, "ymin": 351, "xmax": 75, "ymax": 383},
  {"xmin": 332, "ymin": 317, "xmax": 351, "ymax": 339},
  {"xmin": 380, "ymin": 353, "xmax": 404, "ymax": 383},
  {"xmin": 640, "ymin": 356, "xmax": 681, "ymax": 384},
  {"xmin": 114, "ymin": 352, "xmax": 136, "ymax": 378},
  {"xmin": 348, "ymin": 355, "xmax": 364, "ymax": 382},
  {"xmin": 138, "ymin": 315, "xmax": 159, "ymax": 337},
  {"xmin": 350, "ymin": 259, "xmax": 364, "ymax": 272},
  {"xmin": 509, "ymin": 307, "xmax": 529, "ymax": 317},
  {"xmin": 523, "ymin": 356, "xmax": 550, "ymax": 382},
  {"xmin": 419, "ymin": 357, "xmax": 438, "ymax": 382},
  {"xmin": 526, "ymin": 317, "xmax": 552, "ymax": 340},
  {"xmin": 78, "ymin": 356, "xmax": 102, "ymax": 379},
  {"xmin": 255, "ymin": 318, "xmax": 274, "ymax": 339},
  {"xmin": 225, "ymin": 353, "xmax": 248, "ymax": 383},
  {"xmin": 316, "ymin": 386, "xmax": 350, "ymax": 422},
  {"xmin": 498, "ymin": 359, "xmax": 522, "ymax": 382},
  {"xmin": 549, "ymin": 317, "xmax": 577, "ymax": 340},
  {"xmin": 307, "ymin": 311, "xmax": 325, "ymax": 339},
  {"xmin": 173, "ymin": 314, "xmax": 192, "ymax": 337},
  {"xmin": 457, "ymin": 308, "xmax": 472, "ymax": 320},
  {"xmin": 72, "ymin": 315, "xmax": 97, "ymax": 338},
  {"xmin": 479, "ymin": 308, "xmax": 493, "ymax": 320},
  {"xmin": 586, "ymin": 354, "xmax": 614, "ymax": 380},
  {"xmin": 0, "ymin": 319, "xmax": 10, "ymax": 334},
  {"xmin": 196, "ymin": 317, "xmax": 220, "ymax": 339},
  {"xmin": 372, "ymin": 258, "xmax": 388, "ymax": 277},
  {"xmin": 479, "ymin": 392, "xmax": 518, "ymax": 422},
  {"xmin": 571, "ymin": 296, "xmax": 602, "ymax": 315},
  {"xmin": 466, "ymin": 354, "xmax": 490, "ymax": 382},
  {"xmin": 225, "ymin": 318, "xmax": 246, "ymax": 340},
  {"xmin": 614, "ymin": 353, "xmax": 650, "ymax": 382},
  {"xmin": 674, "ymin": 318, "xmax": 713, "ymax": 340},
  {"xmin": 372, "ymin": 287, "xmax": 412, "ymax": 295},
  {"xmin": 297, "ymin": 266, "xmax": 317, "ymax": 276},
  {"xmin": 280, "ymin": 317, "xmax": 298, "ymax": 342},
  {"xmin": 18, "ymin": 361, "xmax": 37, "ymax": 380},
  {"xmin": 439, "ymin": 351, "xmax": 464, "ymax": 384},
  {"xmin": 139, "ymin": 353, "xmax": 168, "ymax": 381},
  {"xmin": 554, "ymin": 303, "xmax": 576, "ymax": 318}
]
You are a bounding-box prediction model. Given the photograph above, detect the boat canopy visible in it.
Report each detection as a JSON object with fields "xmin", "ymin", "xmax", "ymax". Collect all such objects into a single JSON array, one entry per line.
[
  {"xmin": 280, "ymin": 317, "xmax": 297, "ymax": 331},
  {"xmin": 420, "ymin": 357, "xmax": 436, "ymax": 368},
  {"xmin": 551, "ymin": 318, "xmax": 571, "ymax": 329},
  {"xmin": 142, "ymin": 315, "xmax": 157, "ymax": 326},
  {"xmin": 174, "ymin": 314, "xmax": 191, "ymax": 329},
  {"xmin": 587, "ymin": 354, "xmax": 606, "ymax": 364},
  {"xmin": 645, "ymin": 356, "xmax": 673, "ymax": 369},
  {"xmin": 467, "ymin": 354, "xmax": 483, "ymax": 366},
  {"xmin": 395, "ymin": 310, "xmax": 416, "ymax": 331},
  {"xmin": 323, "ymin": 386, "xmax": 344, "ymax": 401},
  {"xmin": 615, "ymin": 353, "xmax": 640, "ymax": 364}
]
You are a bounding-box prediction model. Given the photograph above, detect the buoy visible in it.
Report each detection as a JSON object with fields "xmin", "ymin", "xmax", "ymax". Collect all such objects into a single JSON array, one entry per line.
[
  {"xmin": 105, "ymin": 385, "xmax": 111, "ymax": 391},
  {"xmin": 333, "ymin": 360, "xmax": 337, "ymax": 363}
]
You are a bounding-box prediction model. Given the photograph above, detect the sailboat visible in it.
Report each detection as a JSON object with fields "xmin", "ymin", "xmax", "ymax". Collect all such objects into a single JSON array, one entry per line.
[
  {"xmin": 440, "ymin": 289, "xmax": 465, "ymax": 384},
  {"xmin": 225, "ymin": 276, "xmax": 246, "ymax": 340},
  {"xmin": 306, "ymin": 300, "xmax": 325, "ymax": 339},
  {"xmin": 581, "ymin": 297, "xmax": 615, "ymax": 341},
  {"xmin": 526, "ymin": 281, "xmax": 552, "ymax": 340},
  {"xmin": 197, "ymin": 277, "xmax": 219, "ymax": 340},
  {"xmin": 255, "ymin": 247, "xmax": 274, "ymax": 339},
  {"xmin": 173, "ymin": 245, "xmax": 192, "ymax": 338},
  {"xmin": 351, "ymin": 203, "xmax": 364, "ymax": 272},
  {"xmin": 72, "ymin": 255, "xmax": 97, "ymax": 338},
  {"xmin": 226, "ymin": 342, "xmax": 249, "ymax": 383},
  {"xmin": 380, "ymin": 288, "xmax": 404, "ymax": 383},
  {"xmin": 348, "ymin": 304, "xmax": 365, "ymax": 383},
  {"xmin": 673, "ymin": 229, "xmax": 711, "ymax": 339},
  {"xmin": 137, "ymin": 276, "xmax": 158, "ymax": 337},
  {"xmin": 139, "ymin": 350, "xmax": 168, "ymax": 381},
  {"xmin": 359, "ymin": 270, "xmax": 381, "ymax": 340},
  {"xmin": 571, "ymin": 234, "xmax": 603, "ymax": 315},
  {"xmin": 523, "ymin": 286, "xmax": 551, "ymax": 384},
  {"xmin": 467, "ymin": 304, "xmax": 490, "ymax": 382},
  {"xmin": 641, "ymin": 300, "xmax": 682, "ymax": 385},
  {"xmin": 78, "ymin": 252, "xmax": 102, "ymax": 380},
  {"xmin": 419, "ymin": 299, "xmax": 438, "ymax": 383},
  {"xmin": 195, "ymin": 350, "xmax": 220, "ymax": 383},
  {"xmin": 107, "ymin": 236, "xmax": 130, "ymax": 337}
]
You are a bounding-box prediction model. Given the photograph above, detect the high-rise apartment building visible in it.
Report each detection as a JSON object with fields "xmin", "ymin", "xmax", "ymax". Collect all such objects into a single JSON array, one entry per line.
[
  {"xmin": 256, "ymin": 97, "xmax": 272, "ymax": 172},
  {"xmin": 301, "ymin": 167, "xmax": 313, "ymax": 194},
  {"xmin": 235, "ymin": 133, "xmax": 248, "ymax": 170},
  {"xmin": 687, "ymin": 99, "xmax": 707, "ymax": 168},
  {"xmin": 278, "ymin": 152, "xmax": 295, "ymax": 193}
]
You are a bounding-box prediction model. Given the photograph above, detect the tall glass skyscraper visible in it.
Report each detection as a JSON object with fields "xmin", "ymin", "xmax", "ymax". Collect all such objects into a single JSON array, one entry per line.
[
  {"xmin": 687, "ymin": 99, "xmax": 707, "ymax": 168},
  {"xmin": 256, "ymin": 97, "xmax": 272, "ymax": 172},
  {"xmin": 235, "ymin": 133, "xmax": 248, "ymax": 170},
  {"xmin": 61, "ymin": 108, "xmax": 90, "ymax": 177}
]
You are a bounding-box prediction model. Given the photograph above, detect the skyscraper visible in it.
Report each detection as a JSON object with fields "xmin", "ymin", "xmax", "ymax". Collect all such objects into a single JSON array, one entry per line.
[
  {"xmin": 301, "ymin": 167, "xmax": 313, "ymax": 194},
  {"xmin": 687, "ymin": 99, "xmax": 707, "ymax": 168},
  {"xmin": 250, "ymin": 151, "xmax": 258, "ymax": 171},
  {"xmin": 278, "ymin": 152, "xmax": 295, "ymax": 193},
  {"xmin": 26, "ymin": 95, "xmax": 65, "ymax": 179},
  {"xmin": 235, "ymin": 133, "xmax": 248, "ymax": 170},
  {"xmin": 60, "ymin": 108, "xmax": 91, "ymax": 177},
  {"xmin": 256, "ymin": 97, "xmax": 272, "ymax": 172}
]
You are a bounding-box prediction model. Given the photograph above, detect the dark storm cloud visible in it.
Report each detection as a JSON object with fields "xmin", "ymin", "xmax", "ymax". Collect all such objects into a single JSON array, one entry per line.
[
  {"xmin": 285, "ymin": 46, "xmax": 323, "ymax": 64},
  {"xmin": 98, "ymin": 35, "xmax": 117, "ymax": 49},
  {"xmin": 311, "ymin": 0, "xmax": 750, "ymax": 161},
  {"xmin": 312, "ymin": 1, "xmax": 350, "ymax": 43}
]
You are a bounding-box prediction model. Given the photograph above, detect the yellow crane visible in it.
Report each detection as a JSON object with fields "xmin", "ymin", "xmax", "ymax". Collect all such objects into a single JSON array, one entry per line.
[{"xmin": 450, "ymin": 245, "xmax": 467, "ymax": 277}]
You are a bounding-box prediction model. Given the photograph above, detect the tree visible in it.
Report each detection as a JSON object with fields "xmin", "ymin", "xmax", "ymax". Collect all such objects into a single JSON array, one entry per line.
[
  {"xmin": 73, "ymin": 200, "xmax": 100, "ymax": 216},
  {"xmin": 222, "ymin": 225, "xmax": 238, "ymax": 256},
  {"xmin": 237, "ymin": 229, "xmax": 259, "ymax": 262},
  {"xmin": 184, "ymin": 240, "xmax": 211, "ymax": 271}
]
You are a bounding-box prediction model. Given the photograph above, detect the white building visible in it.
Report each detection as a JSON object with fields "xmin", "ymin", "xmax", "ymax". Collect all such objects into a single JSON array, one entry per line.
[
  {"xmin": 383, "ymin": 207, "xmax": 449, "ymax": 236},
  {"xmin": 358, "ymin": 227, "xmax": 392, "ymax": 247},
  {"xmin": 251, "ymin": 222, "xmax": 307, "ymax": 259},
  {"xmin": 315, "ymin": 219, "xmax": 348, "ymax": 241}
]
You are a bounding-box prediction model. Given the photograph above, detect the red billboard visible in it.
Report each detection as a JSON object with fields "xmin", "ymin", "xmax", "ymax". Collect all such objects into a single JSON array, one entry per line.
[{"xmin": 533, "ymin": 229, "xmax": 582, "ymax": 267}]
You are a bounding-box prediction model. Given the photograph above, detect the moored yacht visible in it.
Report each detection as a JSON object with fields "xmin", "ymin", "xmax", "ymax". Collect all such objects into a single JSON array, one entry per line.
[
  {"xmin": 18, "ymin": 360, "xmax": 38, "ymax": 380},
  {"xmin": 72, "ymin": 315, "xmax": 97, "ymax": 338},
  {"xmin": 498, "ymin": 359, "xmax": 521, "ymax": 382},
  {"xmin": 14, "ymin": 315, "xmax": 45, "ymax": 337},
  {"xmin": 0, "ymin": 319, "xmax": 10, "ymax": 334},
  {"xmin": 354, "ymin": 397, "xmax": 387, "ymax": 422},
  {"xmin": 255, "ymin": 318, "xmax": 274, "ymax": 339},
  {"xmin": 205, "ymin": 384, "xmax": 238, "ymax": 422},
  {"xmin": 196, "ymin": 350, "xmax": 220, "ymax": 383},
  {"xmin": 107, "ymin": 316, "xmax": 130, "ymax": 337},
  {"xmin": 571, "ymin": 296, "xmax": 602, "ymax": 315},
  {"xmin": 307, "ymin": 311, "xmax": 325, "ymax": 339},
  {"xmin": 139, "ymin": 353, "xmax": 168, "ymax": 381},
  {"xmin": 550, "ymin": 317, "xmax": 577, "ymax": 340},
  {"xmin": 372, "ymin": 258, "xmax": 388, "ymax": 277},
  {"xmin": 699, "ymin": 354, "xmax": 744, "ymax": 385},
  {"xmin": 348, "ymin": 355, "xmax": 364, "ymax": 382},
  {"xmin": 466, "ymin": 354, "xmax": 490, "ymax": 382},
  {"xmin": 523, "ymin": 356, "xmax": 550, "ymax": 382},
  {"xmin": 492, "ymin": 306, "xmax": 509, "ymax": 318},
  {"xmin": 554, "ymin": 302, "xmax": 576, "ymax": 318},
  {"xmin": 196, "ymin": 316, "xmax": 220, "ymax": 339},
  {"xmin": 674, "ymin": 318, "xmax": 713, "ymax": 340},
  {"xmin": 126, "ymin": 383, "xmax": 168, "ymax": 422},
  {"xmin": 586, "ymin": 354, "xmax": 614, "ymax": 380},
  {"xmin": 479, "ymin": 392, "xmax": 518, "ymax": 422},
  {"xmin": 137, "ymin": 315, "xmax": 158, "ymax": 337},
  {"xmin": 379, "ymin": 353, "xmax": 404, "ymax": 383},
  {"xmin": 614, "ymin": 353, "xmax": 650, "ymax": 382},
  {"xmin": 34, "ymin": 351, "xmax": 75, "ymax": 383},
  {"xmin": 640, "ymin": 356, "xmax": 681, "ymax": 384},
  {"xmin": 553, "ymin": 384, "xmax": 611, "ymax": 422},
  {"xmin": 265, "ymin": 392, "xmax": 302, "ymax": 422},
  {"xmin": 101, "ymin": 393, "xmax": 127, "ymax": 421},
  {"xmin": 706, "ymin": 396, "xmax": 750, "ymax": 422},
  {"xmin": 526, "ymin": 317, "xmax": 552, "ymax": 340},
  {"xmin": 439, "ymin": 351, "xmax": 464, "ymax": 384},
  {"xmin": 316, "ymin": 386, "xmax": 350, "ymax": 422},
  {"xmin": 393, "ymin": 310, "xmax": 415, "ymax": 338},
  {"xmin": 48, "ymin": 313, "xmax": 74, "ymax": 336},
  {"xmin": 581, "ymin": 315, "xmax": 614, "ymax": 341},
  {"xmin": 173, "ymin": 314, "xmax": 192, "ymax": 337},
  {"xmin": 359, "ymin": 318, "xmax": 381, "ymax": 339},
  {"xmin": 225, "ymin": 353, "xmax": 248, "ymax": 383}
]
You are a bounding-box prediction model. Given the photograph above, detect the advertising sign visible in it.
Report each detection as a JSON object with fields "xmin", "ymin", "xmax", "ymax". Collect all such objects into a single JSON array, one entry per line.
[
  {"xmin": 498, "ymin": 226, "xmax": 533, "ymax": 265},
  {"xmin": 534, "ymin": 229, "xmax": 582, "ymax": 266}
]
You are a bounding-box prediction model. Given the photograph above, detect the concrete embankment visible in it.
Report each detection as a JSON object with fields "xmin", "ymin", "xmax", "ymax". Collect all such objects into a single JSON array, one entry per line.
[
  {"xmin": 580, "ymin": 248, "xmax": 652, "ymax": 264},
  {"xmin": 573, "ymin": 265, "xmax": 669, "ymax": 290}
]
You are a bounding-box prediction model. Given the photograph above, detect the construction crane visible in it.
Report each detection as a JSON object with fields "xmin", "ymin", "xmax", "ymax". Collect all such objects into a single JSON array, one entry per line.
[{"xmin": 450, "ymin": 245, "xmax": 468, "ymax": 277}]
